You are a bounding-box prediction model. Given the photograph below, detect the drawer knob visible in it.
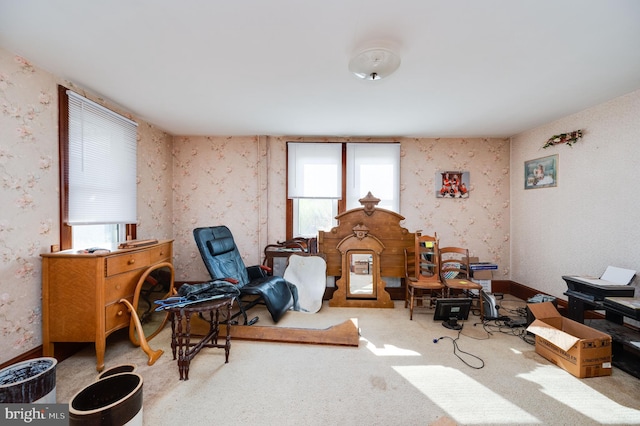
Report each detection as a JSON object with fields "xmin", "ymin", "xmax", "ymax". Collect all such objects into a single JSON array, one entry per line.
[
  {"xmin": 116, "ymin": 284, "xmax": 121, "ymax": 290},
  {"xmin": 128, "ymin": 258, "xmax": 135, "ymax": 265},
  {"xmin": 117, "ymin": 310, "xmax": 123, "ymax": 316}
]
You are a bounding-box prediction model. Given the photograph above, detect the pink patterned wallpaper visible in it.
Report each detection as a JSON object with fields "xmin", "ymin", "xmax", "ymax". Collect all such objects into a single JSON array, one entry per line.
[
  {"xmin": 175, "ymin": 135, "xmax": 511, "ymax": 282},
  {"xmin": 0, "ymin": 48, "xmax": 173, "ymax": 364},
  {"xmin": 0, "ymin": 45, "xmax": 509, "ymax": 365}
]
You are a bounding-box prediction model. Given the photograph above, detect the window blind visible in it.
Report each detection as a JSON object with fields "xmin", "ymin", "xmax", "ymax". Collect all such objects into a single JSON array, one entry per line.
[
  {"xmin": 287, "ymin": 142, "xmax": 342, "ymax": 199},
  {"xmin": 346, "ymin": 143, "xmax": 400, "ymax": 211},
  {"xmin": 67, "ymin": 90, "xmax": 138, "ymax": 225}
]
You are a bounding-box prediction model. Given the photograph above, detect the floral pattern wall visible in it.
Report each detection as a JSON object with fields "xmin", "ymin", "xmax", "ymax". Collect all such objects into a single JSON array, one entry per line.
[
  {"xmin": 0, "ymin": 48, "xmax": 173, "ymax": 365},
  {"xmin": 1, "ymin": 44, "xmax": 510, "ymax": 365},
  {"xmin": 171, "ymin": 135, "xmax": 270, "ymax": 282},
  {"xmin": 175, "ymin": 135, "xmax": 511, "ymax": 283},
  {"xmin": 0, "ymin": 53, "xmax": 57, "ymax": 363},
  {"xmin": 400, "ymin": 137, "xmax": 510, "ymax": 269}
]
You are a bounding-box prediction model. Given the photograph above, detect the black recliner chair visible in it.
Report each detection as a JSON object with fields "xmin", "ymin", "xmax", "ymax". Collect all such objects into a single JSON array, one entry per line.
[{"xmin": 193, "ymin": 226, "xmax": 298, "ymax": 325}]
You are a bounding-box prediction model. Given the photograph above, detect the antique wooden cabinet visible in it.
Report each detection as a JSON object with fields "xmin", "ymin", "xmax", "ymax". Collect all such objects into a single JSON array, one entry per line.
[{"xmin": 41, "ymin": 240, "xmax": 173, "ymax": 371}]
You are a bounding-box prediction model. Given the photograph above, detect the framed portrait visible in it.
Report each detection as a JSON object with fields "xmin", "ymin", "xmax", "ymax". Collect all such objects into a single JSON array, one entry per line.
[
  {"xmin": 525, "ymin": 154, "xmax": 557, "ymax": 189},
  {"xmin": 436, "ymin": 171, "xmax": 470, "ymax": 198}
]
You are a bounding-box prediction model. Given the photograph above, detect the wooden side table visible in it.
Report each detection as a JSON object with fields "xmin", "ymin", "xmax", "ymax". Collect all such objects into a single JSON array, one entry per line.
[{"xmin": 168, "ymin": 297, "xmax": 235, "ymax": 380}]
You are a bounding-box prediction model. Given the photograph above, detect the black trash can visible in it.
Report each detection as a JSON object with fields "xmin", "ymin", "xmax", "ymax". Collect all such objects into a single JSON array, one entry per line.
[
  {"xmin": 0, "ymin": 357, "xmax": 57, "ymax": 403},
  {"xmin": 69, "ymin": 372, "xmax": 143, "ymax": 425},
  {"xmin": 95, "ymin": 364, "xmax": 136, "ymax": 381}
]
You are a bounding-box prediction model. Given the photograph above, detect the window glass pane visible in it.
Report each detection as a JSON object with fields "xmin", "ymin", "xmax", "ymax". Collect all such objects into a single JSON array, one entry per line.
[
  {"xmin": 72, "ymin": 224, "xmax": 121, "ymax": 250},
  {"xmin": 294, "ymin": 199, "xmax": 337, "ymax": 237}
]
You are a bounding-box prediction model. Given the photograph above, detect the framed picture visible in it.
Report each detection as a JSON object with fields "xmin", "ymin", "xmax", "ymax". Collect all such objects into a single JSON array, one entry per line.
[
  {"xmin": 525, "ymin": 154, "xmax": 557, "ymax": 189},
  {"xmin": 436, "ymin": 171, "xmax": 470, "ymax": 198}
]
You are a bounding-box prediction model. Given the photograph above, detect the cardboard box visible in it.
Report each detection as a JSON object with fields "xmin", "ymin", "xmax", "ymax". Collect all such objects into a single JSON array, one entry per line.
[
  {"xmin": 526, "ymin": 302, "xmax": 612, "ymax": 378},
  {"xmin": 468, "ymin": 257, "xmax": 493, "ymax": 292},
  {"xmin": 468, "ymin": 257, "xmax": 495, "ymax": 280},
  {"xmin": 471, "ymin": 278, "xmax": 491, "ymax": 293},
  {"xmin": 471, "ymin": 269, "xmax": 493, "ymax": 280}
]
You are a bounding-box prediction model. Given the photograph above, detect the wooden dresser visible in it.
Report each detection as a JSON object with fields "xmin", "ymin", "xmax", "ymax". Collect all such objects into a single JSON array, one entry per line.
[{"xmin": 41, "ymin": 240, "xmax": 173, "ymax": 371}]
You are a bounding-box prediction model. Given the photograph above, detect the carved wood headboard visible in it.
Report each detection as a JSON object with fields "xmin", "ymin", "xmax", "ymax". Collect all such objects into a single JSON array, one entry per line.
[{"xmin": 318, "ymin": 200, "xmax": 415, "ymax": 279}]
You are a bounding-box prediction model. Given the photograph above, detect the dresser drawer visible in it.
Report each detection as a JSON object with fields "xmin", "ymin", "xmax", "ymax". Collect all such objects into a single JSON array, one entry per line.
[
  {"xmin": 105, "ymin": 270, "xmax": 143, "ymax": 304},
  {"xmin": 106, "ymin": 251, "xmax": 150, "ymax": 276},
  {"xmin": 105, "ymin": 300, "xmax": 131, "ymax": 332},
  {"xmin": 148, "ymin": 242, "xmax": 172, "ymax": 264}
]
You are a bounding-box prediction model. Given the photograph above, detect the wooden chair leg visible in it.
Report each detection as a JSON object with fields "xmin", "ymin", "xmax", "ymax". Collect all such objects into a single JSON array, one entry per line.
[
  {"xmin": 405, "ymin": 284, "xmax": 409, "ymax": 309},
  {"xmin": 409, "ymin": 288, "xmax": 416, "ymax": 321},
  {"xmin": 409, "ymin": 289, "xmax": 414, "ymax": 320}
]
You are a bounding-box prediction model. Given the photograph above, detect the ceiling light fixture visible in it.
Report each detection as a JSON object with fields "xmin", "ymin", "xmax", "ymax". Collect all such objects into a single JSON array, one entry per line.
[{"xmin": 348, "ymin": 47, "xmax": 401, "ymax": 81}]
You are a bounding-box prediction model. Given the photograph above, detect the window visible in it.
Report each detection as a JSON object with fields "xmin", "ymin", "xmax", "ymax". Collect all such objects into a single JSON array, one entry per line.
[
  {"xmin": 58, "ymin": 86, "xmax": 138, "ymax": 250},
  {"xmin": 346, "ymin": 143, "xmax": 400, "ymax": 211},
  {"xmin": 72, "ymin": 224, "xmax": 121, "ymax": 250},
  {"xmin": 288, "ymin": 143, "xmax": 342, "ymax": 237},
  {"xmin": 287, "ymin": 142, "xmax": 400, "ymax": 238}
]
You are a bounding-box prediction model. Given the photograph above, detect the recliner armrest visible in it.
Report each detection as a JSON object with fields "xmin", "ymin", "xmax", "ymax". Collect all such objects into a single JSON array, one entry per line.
[{"xmin": 247, "ymin": 265, "xmax": 267, "ymax": 280}]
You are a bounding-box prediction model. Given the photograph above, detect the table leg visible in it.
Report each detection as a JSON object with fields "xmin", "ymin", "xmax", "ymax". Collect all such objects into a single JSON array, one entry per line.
[
  {"xmin": 206, "ymin": 310, "xmax": 216, "ymax": 344},
  {"xmin": 214, "ymin": 308, "xmax": 220, "ymax": 346},
  {"xmin": 168, "ymin": 298, "xmax": 234, "ymax": 380},
  {"xmin": 176, "ymin": 311, "xmax": 186, "ymax": 380},
  {"xmin": 170, "ymin": 312, "xmax": 177, "ymax": 360},
  {"xmin": 184, "ymin": 311, "xmax": 192, "ymax": 380},
  {"xmin": 224, "ymin": 300, "xmax": 231, "ymax": 363}
]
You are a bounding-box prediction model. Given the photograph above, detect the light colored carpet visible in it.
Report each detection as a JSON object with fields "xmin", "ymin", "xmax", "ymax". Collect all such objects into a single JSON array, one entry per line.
[{"xmin": 54, "ymin": 297, "xmax": 640, "ymax": 425}]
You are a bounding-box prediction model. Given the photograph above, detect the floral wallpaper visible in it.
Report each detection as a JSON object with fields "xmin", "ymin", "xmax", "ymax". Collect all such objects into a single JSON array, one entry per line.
[
  {"xmin": 5, "ymin": 39, "xmax": 640, "ymax": 366},
  {"xmin": 0, "ymin": 47, "xmax": 173, "ymax": 365},
  {"xmin": 175, "ymin": 135, "xmax": 511, "ymax": 283},
  {"xmin": 1, "ymin": 44, "xmax": 509, "ymax": 365},
  {"xmin": 171, "ymin": 135, "xmax": 270, "ymax": 282},
  {"xmin": 399, "ymin": 137, "xmax": 510, "ymax": 270},
  {"xmin": 1, "ymin": 52, "xmax": 57, "ymax": 363}
]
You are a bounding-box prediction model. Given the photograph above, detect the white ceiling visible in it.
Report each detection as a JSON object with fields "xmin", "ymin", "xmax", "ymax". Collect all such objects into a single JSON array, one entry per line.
[{"xmin": 1, "ymin": 0, "xmax": 640, "ymax": 138}]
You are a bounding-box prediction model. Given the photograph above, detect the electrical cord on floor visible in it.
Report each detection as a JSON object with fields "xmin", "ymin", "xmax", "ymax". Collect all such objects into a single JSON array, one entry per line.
[
  {"xmin": 478, "ymin": 317, "xmax": 535, "ymax": 345},
  {"xmin": 433, "ymin": 327, "xmax": 485, "ymax": 369},
  {"xmin": 519, "ymin": 329, "xmax": 536, "ymax": 345}
]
